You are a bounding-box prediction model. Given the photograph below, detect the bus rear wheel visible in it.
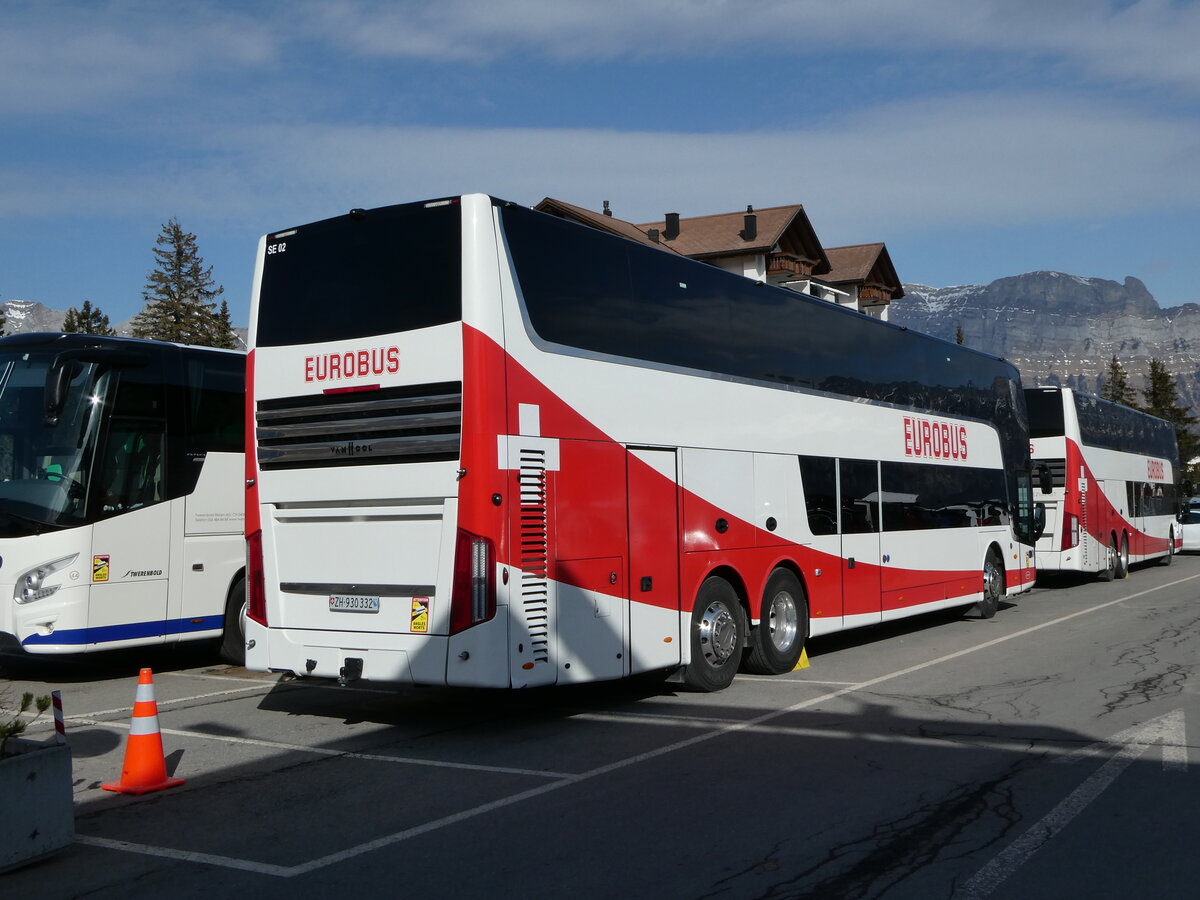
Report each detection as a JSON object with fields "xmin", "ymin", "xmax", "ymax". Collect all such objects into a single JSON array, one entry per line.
[
  {"xmin": 744, "ymin": 569, "xmax": 808, "ymax": 675},
  {"xmin": 681, "ymin": 577, "xmax": 745, "ymax": 692},
  {"xmin": 1101, "ymin": 537, "xmax": 1118, "ymax": 581},
  {"xmin": 219, "ymin": 577, "xmax": 247, "ymax": 666}
]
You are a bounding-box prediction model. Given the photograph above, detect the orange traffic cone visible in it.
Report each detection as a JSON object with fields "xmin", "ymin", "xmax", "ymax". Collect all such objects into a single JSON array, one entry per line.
[{"xmin": 102, "ymin": 668, "xmax": 186, "ymax": 795}]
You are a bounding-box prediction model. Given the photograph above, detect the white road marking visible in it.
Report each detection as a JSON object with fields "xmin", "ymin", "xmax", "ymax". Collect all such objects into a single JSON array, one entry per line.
[
  {"xmin": 956, "ymin": 709, "xmax": 1188, "ymax": 899},
  {"xmin": 72, "ymin": 717, "xmax": 572, "ymax": 779},
  {"xmin": 78, "ymin": 572, "xmax": 1200, "ymax": 877}
]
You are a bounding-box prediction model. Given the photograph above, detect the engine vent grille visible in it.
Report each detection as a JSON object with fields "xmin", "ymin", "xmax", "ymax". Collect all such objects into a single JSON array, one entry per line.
[
  {"xmin": 256, "ymin": 381, "xmax": 461, "ymax": 470},
  {"xmin": 518, "ymin": 447, "xmax": 550, "ymax": 664}
]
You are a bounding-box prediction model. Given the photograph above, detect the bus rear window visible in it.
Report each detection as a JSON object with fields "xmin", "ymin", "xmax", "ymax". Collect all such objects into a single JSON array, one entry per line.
[
  {"xmin": 1025, "ymin": 389, "xmax": 1065, "ymax": 438},
  {"xmin": 256, "ymin": 200, "xmax": 462, "ymax": 347}
]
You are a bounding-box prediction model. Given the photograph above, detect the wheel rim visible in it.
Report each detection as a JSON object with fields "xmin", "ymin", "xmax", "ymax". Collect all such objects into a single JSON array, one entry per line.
[
  {"xmin": 765, "ymin": 590, "xmax": 799, "ymax": 652},
  {"xmin": 698, "ymin": 600, "xmax": 740, "ymax": 666},
  {"xmin": 984, "ymin": 559, "xmax": 1002, "ymax": 601}
]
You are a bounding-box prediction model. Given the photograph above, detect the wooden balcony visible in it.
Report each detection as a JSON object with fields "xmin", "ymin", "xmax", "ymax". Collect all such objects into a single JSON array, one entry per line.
[{"xmin": 767, "ymin": 253, "xmax": 812, "ymax": 278}]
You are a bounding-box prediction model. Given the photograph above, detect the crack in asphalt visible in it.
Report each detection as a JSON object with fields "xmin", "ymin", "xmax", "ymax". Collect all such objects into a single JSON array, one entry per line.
[
  {"xmin": 696, "ymin": 757, "xmax": 1035, "ymax": 900},
  {"xmin": 1098, "ymin": 614, "xmax": 1200, "ymax": 715}
]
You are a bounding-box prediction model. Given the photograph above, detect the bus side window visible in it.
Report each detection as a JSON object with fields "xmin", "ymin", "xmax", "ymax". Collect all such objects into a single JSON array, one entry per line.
[
  {"xmin": 798, "ymin": 455, "xmax": 837, "ymax": 535},
  {"xmin": 840, "ymin": 459, "xmax": 880, "ymax": 534},
  {"xmin": 98, "ymin": 426, "xmax": 164, "ymax": 512}
]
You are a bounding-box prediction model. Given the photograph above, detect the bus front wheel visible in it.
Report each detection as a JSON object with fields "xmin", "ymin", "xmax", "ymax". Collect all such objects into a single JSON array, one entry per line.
[
  {"xmin": 1161, "ymin": 530, "xmax": 1175, "ymax": 566},
  {"xmin": 975, "ymin": 549, "xmax": 1003, "ymax": 619},
  {"xmin": 681, "ymin": 577, "xmax": 745, "ymax": 692},
  {"xmin": 220, "ymin": 577, "xmax": 247, "ymax": 666},
  {"xmin": 1118, "ymin": 535, "xmax": 1130, "ymax": 578},
  {"xmin": 743, "ymin": 569, "xmax": 807, "ymax": 675}
]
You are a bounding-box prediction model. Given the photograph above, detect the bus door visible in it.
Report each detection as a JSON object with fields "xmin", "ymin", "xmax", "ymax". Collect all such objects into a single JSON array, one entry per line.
[
  {"xmin": 89, "ymin": 426, "xmax": 170, "ymax": 645},
  {"xmin": 627, "ymin": 448, "xmax": 681, "ymax": 674},
  {"xmin": 839, "ymin": 459, "xmax": 882, "ymax": 626}
]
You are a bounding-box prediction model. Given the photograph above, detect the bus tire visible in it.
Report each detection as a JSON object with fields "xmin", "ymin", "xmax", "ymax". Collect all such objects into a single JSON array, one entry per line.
[
  {"xmin": 975, "ymin": 549, "xmax": 1003, "ymax": 619},
  {"xmin": 1160, "ymin": 530, "xmax": 1175, "ymax": 566},
  {"xmin": 1101, "ymin": 536, "xmax": 1118, "ymax": 581},
  {"xmin": 744, "ymin": 569, "xmax": 807, "ymax": 675},
  {"xmin": 681, "ymin": 577, "xmax": 745, "ymax": 692},
  {"xmin": 1118, "ymin": 534, "xmax": 1130, "ymax": 579},
  {"xmin": 219, "ymin": 577, "xmax": 247, "ymax": 666}
]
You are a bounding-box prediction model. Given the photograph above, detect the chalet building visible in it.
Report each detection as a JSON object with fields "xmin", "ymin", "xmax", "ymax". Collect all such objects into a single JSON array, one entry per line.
[
  {"xmin": 821, "ymin": 243, "xmax": 905, "ymax": 322},
  {"xmin": 533, "ymin": 198, "xmax": 903, "ymax": 319}
]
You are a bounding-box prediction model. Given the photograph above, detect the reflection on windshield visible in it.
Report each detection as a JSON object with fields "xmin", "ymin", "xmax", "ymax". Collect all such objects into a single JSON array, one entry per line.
[{"xmin": 0, "ymin": 352, "xmax": 107, "ymax": 536}]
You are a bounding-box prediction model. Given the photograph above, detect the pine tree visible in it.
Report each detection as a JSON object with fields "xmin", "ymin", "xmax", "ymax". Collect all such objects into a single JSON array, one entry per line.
[
  {"xmin": 61, "ymin": 300, "xmax": 116, "ymax": 336},
  {"xmin": 1141, "ymin": 357, "xmax": 1199, "ymax": 466},
  {"xmin": 131, "ymin": 218, "xmax": 225, "ymax": 346},
  {"xmin": 1100, "ymin": 355, "xmax": 1138, "ymax": 407},
  {"xmin": 0, "ymin": 294, "xmax": 6, "ymax": 337},
  {"xmin": 212, "ymin": 299, "xmax": 239, "ymax": 350},
  {"xmin": 955, "ymin": 321, "xmax": 964, "ymax": 345}
]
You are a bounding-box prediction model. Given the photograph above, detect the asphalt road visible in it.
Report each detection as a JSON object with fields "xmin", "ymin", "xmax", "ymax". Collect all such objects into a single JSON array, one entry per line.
[{"xmin": 3, "ymin": 557, "xmax": 1198, "ymax": 899}]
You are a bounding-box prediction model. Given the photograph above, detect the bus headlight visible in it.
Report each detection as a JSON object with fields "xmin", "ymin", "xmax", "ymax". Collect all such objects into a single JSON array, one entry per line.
[{"xmin": 14, "ymin": 554, "xmax": 79, "ymax": 604}]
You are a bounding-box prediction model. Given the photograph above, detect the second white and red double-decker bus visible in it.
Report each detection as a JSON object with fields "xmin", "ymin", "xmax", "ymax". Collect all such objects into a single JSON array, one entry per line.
[
  {"xmin": 1026, "ymin": 386, "xmax": 1181, "ymax": 579},
  {"xmin": 244, "ymin": 194, "xmax": 1039, "ymax": 691}
]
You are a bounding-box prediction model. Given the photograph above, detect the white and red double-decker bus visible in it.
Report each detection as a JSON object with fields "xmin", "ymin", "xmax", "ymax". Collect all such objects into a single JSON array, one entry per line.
[
  {"xmin": 244, "ymin": 195, "xmax": 1039, "ymax": 691},
  {"xmin": 1026, "ymin": 386, "xmax": 1181, "ymax": 579}
]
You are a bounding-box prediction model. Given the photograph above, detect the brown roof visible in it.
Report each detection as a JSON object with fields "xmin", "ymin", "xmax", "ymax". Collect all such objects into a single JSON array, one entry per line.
[
  {"xmin": 533, "ymin": 197, "xmax": 681, "ymax": 253},
  {"xmin": 637, "ymin": 204, "xmax": 830, "ymax": 275},
  {"xmin": 822, "ymin": 243, "xmax": 904, "ymax": 299}
]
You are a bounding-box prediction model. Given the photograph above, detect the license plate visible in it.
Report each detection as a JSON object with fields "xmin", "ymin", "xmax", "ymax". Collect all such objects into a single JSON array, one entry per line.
[{"xmin": 328, "ymin": 595, "xmax": 380, "ymax": 613}]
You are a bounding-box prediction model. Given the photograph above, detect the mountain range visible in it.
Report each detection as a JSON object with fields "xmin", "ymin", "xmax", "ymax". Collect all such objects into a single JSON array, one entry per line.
[
  {"xmin": 4, "ymin": 271, "xmax": 1199, "ymax": 413},
  {"xmin": 889, "ymin": 271, "xmax": 1200, "ymax": 412},
  {"xmin": 0, "ymin": 299, "xmax": 248, "ymax": 350}
]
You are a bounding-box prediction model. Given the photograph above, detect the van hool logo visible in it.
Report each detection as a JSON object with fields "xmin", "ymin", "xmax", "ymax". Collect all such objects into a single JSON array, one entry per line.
[
  {"xmin": 123, "ymin": 569, "xmax": 163, "ymax": 578},
  {"xmin": 904, "ymin": 416, "xmax": 968, "ymax": 460},
  {"xmin": 305, "ymin": 346, "xmax": 400, "ymax": 382},
  {"xmin": 332, "ymin": 441, "xmax": 374, "ymax": 457}
]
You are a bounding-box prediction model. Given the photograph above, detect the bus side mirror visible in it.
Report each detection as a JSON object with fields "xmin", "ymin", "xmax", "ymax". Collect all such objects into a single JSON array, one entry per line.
[
  {"xmin": 1033, "ymin": 502, "xmax": 1047, "ymax": 541},
  {"xmin": 43, "ymin": 360, "xmax": 81, "ymax": 426},
  {"xmin": 1037, "ymin": 464, "xmax": 1053, "ymax": 494},
  {"xmin": 43, "ymin": 346, "xmax": 151, "ymax": 426}
]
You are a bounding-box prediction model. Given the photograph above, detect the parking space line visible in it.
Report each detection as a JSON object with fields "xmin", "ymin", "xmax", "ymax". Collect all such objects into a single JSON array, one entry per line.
[
  {"xmin": 63, "ymin": 683, "xmax": 275, "ymax": 721},
  {"xmin": 78, "ymin": 573, "xmax": 1200, "ymax": 878},
  {"xmin": 76, "ymin": 836, "xmax": 293, "ymax": 878},
  {"xmin": 72, "ymin": 718, "xmax": 573, "ymax": 779}
]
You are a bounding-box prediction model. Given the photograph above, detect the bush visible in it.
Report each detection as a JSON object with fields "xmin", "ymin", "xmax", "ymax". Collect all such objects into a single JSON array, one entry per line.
[{"xmin": 0, "ymin": 690, "xmax": 51, "ymax": 757}]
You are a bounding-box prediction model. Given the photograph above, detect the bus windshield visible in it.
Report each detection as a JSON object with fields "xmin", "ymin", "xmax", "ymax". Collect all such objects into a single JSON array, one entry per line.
[{"xmin": 0, "ymin": 350, "xmax": 109, "ymax": 536}]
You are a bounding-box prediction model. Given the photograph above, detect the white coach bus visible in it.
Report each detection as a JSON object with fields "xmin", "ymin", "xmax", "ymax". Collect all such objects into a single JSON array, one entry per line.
[
  {"xmin": 1026, "ymin": 386, "xmax": 1182, "ymax": 578},
  {"xmin": 0, "ymin": 333, "xmax": 246, "ymax": 661},
  {"xmin": 245, "ymin": 194, "xmax": 1041, "ymax": 691}
]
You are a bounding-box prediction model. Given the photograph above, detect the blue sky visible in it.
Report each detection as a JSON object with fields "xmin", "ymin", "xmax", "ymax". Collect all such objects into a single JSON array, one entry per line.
[{"xmin": 3, "ymin": 0, "xmax": 1200, "ymax": 328}]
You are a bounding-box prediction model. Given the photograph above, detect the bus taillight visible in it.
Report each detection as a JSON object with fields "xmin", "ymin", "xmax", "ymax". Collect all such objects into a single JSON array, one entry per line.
[
  {"xmin": 247, "ymin": 529, "xmax": 268, "ymax": 626},
  {"xmin": 1061, "ymin": 512, "xmax": 1080, "ymax": 550},
  {"xmin": 450, "ymin": 529, "xmax": 495, "ymax": 634}
]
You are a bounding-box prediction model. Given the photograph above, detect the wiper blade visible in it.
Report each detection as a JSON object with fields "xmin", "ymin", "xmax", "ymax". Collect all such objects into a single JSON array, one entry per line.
[{"xmin": 0, "ymin": 508, "xmax": 61, "ymax": 534}]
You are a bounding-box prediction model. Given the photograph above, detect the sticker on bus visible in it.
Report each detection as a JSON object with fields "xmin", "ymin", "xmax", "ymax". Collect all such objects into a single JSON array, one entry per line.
[
  {"xmin": 93, "ymin": 555, "xmax": 110, "ymax": 582},
  {"xmin": 410, "ymin": 597, "xmax": 430, "ymax": 633}
]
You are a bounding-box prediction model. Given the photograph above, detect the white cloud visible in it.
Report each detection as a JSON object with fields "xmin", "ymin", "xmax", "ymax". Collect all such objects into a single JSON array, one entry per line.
[
  {"xmin": 5, "ymin": 91, "xmax": 1194, "ymax": 244},
  {"xmin": 303, "ymin": 0, "xmax": 1200, "ymax": 91},
  {"xmin": 4, "ymin": 0, "xmax": 1199, "ymax": 118}
]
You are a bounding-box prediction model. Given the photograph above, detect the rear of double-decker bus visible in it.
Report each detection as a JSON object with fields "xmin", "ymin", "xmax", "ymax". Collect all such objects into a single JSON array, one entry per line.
[
  {"xmin": 1026, "ymin": 386, "xmax": 1179, "ymax": 578},
  {"xmin": 246, "ymin": 195, "xmax": 520, "ymax": 687}
]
